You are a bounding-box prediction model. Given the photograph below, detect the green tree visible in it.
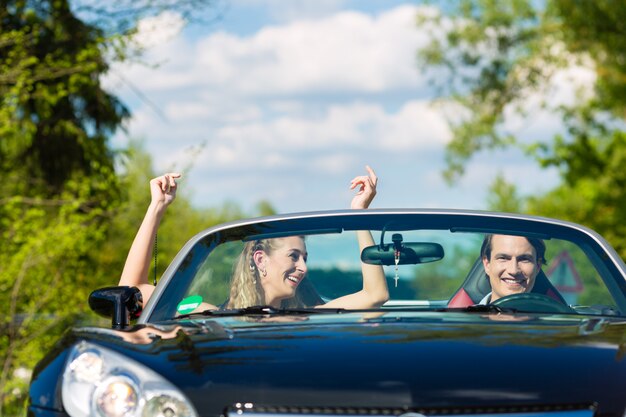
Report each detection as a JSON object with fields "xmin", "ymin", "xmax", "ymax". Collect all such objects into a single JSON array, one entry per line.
[
  {"xmin": 1, "ymin": 1, "xmax": 126, "ymax": 413},
  {"xmin": 416, "ymin": 0, "xmax": 626, "ymax": 257},
  {"xmin": 1, "ymin": 0, "xmax": 128, "ymax": 193},
  {"xmin": 0, "ymin": 1, "xmax": 219, "ymax": 414},
  {"xmin": 551, "ymin": 0, "xmax": 626, "ymax": 118}
]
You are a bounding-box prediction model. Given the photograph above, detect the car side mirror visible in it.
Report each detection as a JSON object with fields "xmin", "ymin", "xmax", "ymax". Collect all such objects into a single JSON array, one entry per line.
[{"xmin": 89, "ymin": 286, "xmax": 143, "ymax": 329}]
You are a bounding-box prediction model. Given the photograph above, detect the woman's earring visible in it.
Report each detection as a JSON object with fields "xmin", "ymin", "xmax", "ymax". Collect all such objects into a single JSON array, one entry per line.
[{"xmin": 260, "ymin": 268, "xmax": 267, "ymax": 277}]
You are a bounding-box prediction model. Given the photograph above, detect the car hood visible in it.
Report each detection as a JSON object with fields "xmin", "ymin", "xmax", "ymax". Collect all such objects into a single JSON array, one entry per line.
[{"xmin": 43, "ymin": 312, "xmax": 626, "ymax": 416}]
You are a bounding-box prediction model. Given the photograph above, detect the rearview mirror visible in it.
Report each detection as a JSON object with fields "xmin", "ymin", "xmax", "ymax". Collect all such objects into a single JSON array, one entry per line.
[{"xmin": 361, "ymin": 233, "xmax": 444, "ymax": 266}]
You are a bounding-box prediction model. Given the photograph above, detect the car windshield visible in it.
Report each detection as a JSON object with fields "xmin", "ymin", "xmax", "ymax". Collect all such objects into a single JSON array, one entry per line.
[{"xmin": 145, "ymin": 212, "xmax": 626, "ymax": 321}]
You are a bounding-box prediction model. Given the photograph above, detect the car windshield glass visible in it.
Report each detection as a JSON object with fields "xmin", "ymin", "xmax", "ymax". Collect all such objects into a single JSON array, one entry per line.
[{"xmin": 147, "ymin": 215, "xmax": 626, "ymax": 321}]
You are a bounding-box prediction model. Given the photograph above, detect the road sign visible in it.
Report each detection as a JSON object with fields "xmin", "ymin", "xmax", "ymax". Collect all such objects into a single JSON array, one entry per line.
[{"xmin": 546, "ymin": 250, "xmax": 584, "ymax": 293}]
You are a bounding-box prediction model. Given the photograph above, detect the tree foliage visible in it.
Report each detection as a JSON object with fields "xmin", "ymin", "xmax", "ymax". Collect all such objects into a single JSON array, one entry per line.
[
  {"xmin": 551, "ymin": 0, "xmax": 626, "ymax": 118},
  {"xmin": 417, "ymin": 0, "xmax": 626, "ymax": 257},
  {"xmin": 0, "ymin": 1, "xmax": 222, "ymax": 415},
  {"xmin": 1, "ymin": 0, "xmax": 128, "ymax": 193},
  {"xmin": 1, "ymin": 2, "xmax": 126, "ymax": 412}
]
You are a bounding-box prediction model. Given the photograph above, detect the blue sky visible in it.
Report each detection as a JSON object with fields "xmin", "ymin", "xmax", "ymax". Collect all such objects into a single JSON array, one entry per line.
[{"xmin": 104, "ymin": 0, "xmax": 590, "ymax": 214}]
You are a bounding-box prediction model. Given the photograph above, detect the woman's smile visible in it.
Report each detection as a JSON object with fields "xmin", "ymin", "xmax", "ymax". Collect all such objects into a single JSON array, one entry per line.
[{"xmin": 285, "ymin": 274, "xmax": 303, "ymax": 286}]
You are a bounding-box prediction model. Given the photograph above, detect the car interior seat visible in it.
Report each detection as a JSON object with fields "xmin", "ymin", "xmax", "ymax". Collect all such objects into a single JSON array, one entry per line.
[{"xmin": 447, "ymin": 257, "xmax": 567, "ymax": 307}]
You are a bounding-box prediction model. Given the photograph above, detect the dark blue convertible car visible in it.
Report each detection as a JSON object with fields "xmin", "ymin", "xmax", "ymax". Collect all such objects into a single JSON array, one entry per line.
[{"xmin": 28, "ymin": 210, "xmax": 626, "ymax": 417}]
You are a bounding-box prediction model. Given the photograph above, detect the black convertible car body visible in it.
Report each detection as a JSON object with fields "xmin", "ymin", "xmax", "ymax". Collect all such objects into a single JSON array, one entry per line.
[{"xmin": 28, "ymin": 210, "xmax": 626, "ymax": 417}]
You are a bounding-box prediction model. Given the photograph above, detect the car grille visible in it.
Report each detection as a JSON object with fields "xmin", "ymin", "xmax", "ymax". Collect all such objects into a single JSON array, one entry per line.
[{"xmin": 227, "ymin": 404, "xmax": 595, "ymax": 417}]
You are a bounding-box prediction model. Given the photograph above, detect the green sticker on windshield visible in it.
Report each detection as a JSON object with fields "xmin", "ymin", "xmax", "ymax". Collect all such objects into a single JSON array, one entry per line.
[{"xmin": 177, "ymin": 295, "xmax": 203, "ymax": 314}]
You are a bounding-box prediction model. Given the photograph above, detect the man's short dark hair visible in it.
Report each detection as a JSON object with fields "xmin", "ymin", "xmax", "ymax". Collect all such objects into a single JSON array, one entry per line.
[{"xmin": 480, "ymin": 234, "xmax": 547, "ymax": 265}]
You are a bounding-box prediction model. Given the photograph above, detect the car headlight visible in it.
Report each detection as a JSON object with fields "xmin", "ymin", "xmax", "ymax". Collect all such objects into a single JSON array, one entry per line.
[{"xmin": 62, "ymin": 342, "xmax": 197, "ymax": 417}]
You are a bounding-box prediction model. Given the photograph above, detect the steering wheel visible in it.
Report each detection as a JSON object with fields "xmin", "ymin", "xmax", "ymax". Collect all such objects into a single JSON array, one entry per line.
[{"xmin": 491, "ymin": 293, "xmax": 576, "ymax": 314}]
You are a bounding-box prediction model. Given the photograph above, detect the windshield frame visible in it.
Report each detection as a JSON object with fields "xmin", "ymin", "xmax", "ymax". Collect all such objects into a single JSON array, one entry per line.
[{"xmin": 140, "ymin": 209, "xmax": 626, "ymax": 323}]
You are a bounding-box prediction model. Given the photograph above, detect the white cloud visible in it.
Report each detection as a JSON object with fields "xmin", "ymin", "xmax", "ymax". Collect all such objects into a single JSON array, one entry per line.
[
  {"xmin": 136, "ymin": 100, "xmax": 451, "ymax": 174},
  {"xmin": 133, "ymin": 11, "xmax": 186, "ymax": 49},
  {"xmin": 381, "ymin": 101, "xmax": 451, "ymax": 149},
  {"xmin": 111, "ymin": 5, "xmax": 429, "ymax": 97},
  {"xmin": 107, "ymin": 3, "xmax": 566, "ymax": 213},
  {"xmin": 457, "ymin": 148, "xmax": 560, "ymax": 203},
  {"xmin": 548, "ymin": 64, "xmax": 597, "ymax": 106},
  {"xmin": 310, "ymin": 154, "xmax": 358, "ymax": 174},
  {"xmin": 498, "ymin": 63, "xmax": 597, "ymax": 144}
]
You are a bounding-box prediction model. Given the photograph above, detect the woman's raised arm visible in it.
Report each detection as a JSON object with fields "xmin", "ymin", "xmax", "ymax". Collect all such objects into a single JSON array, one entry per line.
[
  {"xmin": 118, "ymin": 173, "xmax": 181, "ymax": 305},
  {"xmin": 322, "ymin": 166, "xmax": 389, "ymax": 309}
]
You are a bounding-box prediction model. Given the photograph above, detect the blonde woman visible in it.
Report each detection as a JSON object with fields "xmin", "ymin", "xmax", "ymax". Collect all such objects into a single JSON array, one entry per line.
[{"xmin": 119, "ymin": 166, "xmax": 388, "ymax": 310}]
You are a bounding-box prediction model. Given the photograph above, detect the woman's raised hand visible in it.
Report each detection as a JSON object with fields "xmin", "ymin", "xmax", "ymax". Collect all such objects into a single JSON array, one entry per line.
[
  {"xmin": 150, "ymin": 173, "xmax": 182, "ymax": 207},
  {"xmin": 350, "ymin": 165, "xmax": 377, "ymax": 210}
]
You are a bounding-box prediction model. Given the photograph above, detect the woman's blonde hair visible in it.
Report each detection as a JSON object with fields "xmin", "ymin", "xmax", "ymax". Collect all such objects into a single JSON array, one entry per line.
[{"xmin": 227, "ymin": 238, "xmax": 309, "ymax": 309}]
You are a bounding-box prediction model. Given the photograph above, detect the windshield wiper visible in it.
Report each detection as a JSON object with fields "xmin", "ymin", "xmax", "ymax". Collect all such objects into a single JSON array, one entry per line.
[
  {"xmin": 175, "ymin": 305, "xmax": 346, "ymax": 319},
  {"xmin": 174, "ymin": 303, "xmax": 515, "ymax": 320}
]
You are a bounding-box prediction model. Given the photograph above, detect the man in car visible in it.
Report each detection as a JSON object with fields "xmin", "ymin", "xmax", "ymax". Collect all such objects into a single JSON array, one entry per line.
[{"xmin": 478, "ymin": 234, "xmax": 546, "ymax": 304}]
